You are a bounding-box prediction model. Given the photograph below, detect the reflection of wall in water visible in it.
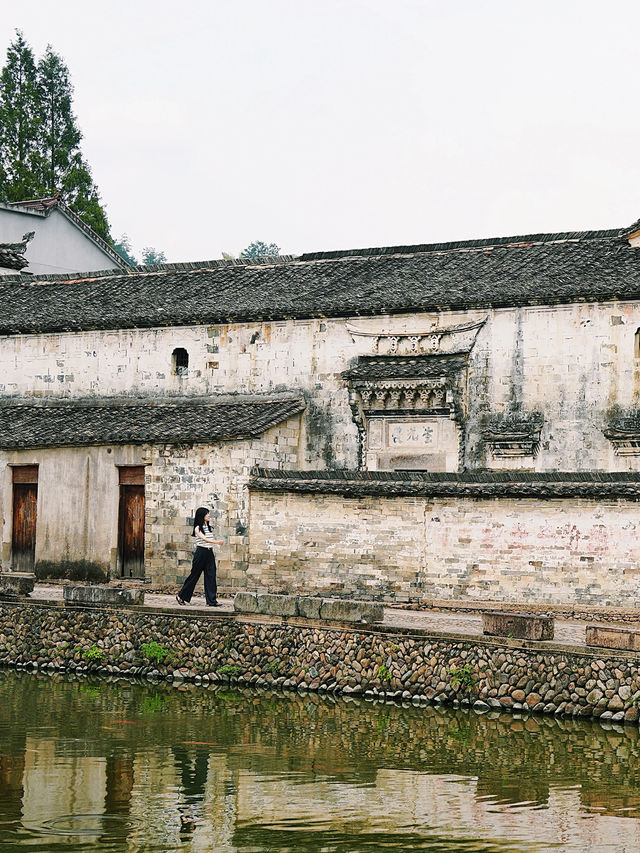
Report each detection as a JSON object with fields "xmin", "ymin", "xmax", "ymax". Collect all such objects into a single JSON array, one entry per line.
[
  {"xmin": 22, "ymin": 737, "xmax": 106, "ymax": 823},
  {"xmin": 234, "ymin": 767, "xmax": 640, "ymax": 851}
]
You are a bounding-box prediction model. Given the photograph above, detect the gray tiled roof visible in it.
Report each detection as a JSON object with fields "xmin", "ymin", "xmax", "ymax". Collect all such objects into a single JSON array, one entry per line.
[
  {"xmin": 0, "ymin": 245, "xmax": 28, "ymax": 272},
  {"xmin": 0, "ymin": 232, "xmax": 32, "ymax": 272},
  {"xmin": 250, "ymin": 468, "xmax": 640, "ymax": 500},
  {"xmin": 298, "ymin": 227, "xmax": 624, "ymax": 261},
  {"xmin": 0, "ymin": 395, "xmax": 305, "ymax": 449},
  {"xmin": 1, "ymin": 230, "xmax": 640, "ymax": 333},
  {"xmin": 343, "ymin": 355, "xmax": 467, "ymax": 381}
]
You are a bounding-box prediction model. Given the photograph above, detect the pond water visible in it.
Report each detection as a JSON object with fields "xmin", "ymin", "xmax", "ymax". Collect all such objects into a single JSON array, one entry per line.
[{"xmin": 1, "ymin": 670, "xmax": 640, "ymax": 852}]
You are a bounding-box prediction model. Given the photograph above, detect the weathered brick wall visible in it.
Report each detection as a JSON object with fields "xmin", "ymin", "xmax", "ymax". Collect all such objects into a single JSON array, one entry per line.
[
  {"xmin": 465, "ymin": 302, "xmax": 640, "ymax": 472},
  {"xmin": 145, "ymin": 418, "xmax": 301, "ymax": 587},
  {"xmin": 247, "ymin": 490, "xmax": 640, "ymax": 606},
  {"xmin": 3, "ymin": 300, "xmax": 640, "ymax": 472},
  {"xmin": 0, "ymin": 319, "xmax": 361, "ymax": 469}
]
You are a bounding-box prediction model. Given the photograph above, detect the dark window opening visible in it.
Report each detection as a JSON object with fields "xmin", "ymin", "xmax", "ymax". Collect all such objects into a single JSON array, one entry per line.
[
  {"xmin": 172, "ymin": 347, "xmax": 189, "ymax": 376},
  {"xmin": 635, "ymin": 329, "xmax": 640, "ymax": 359}
]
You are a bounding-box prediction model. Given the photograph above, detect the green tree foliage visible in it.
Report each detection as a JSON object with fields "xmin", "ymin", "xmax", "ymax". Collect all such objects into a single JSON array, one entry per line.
[
  {"xmin": 36, "ymin": 45, "xmax": 110, "ymax": 240},
  {"xmin": 141, "ymin": 247, "xmax": 167, "ymax": 265},
  {"xmin": 37, "ymin": 45, "xmax": 81, "ymax": 195},
  {"xmin": 112, "ymin": 234, "xmax": 138, "ymax": 266},
  {"xmin": 0, "ymin": 32, "xmax": 111, "ymax": 240},
  {"xmin": 239, "ymin": 240, "xmax": 280, "ymax": 259},
  {"xmin": 0, "ymin": 31, "xmax": 41, "ymax": 201}
]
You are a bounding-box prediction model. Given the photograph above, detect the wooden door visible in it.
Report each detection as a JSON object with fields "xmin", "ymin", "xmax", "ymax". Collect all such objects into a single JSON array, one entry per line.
[
  {"xmin": 12, "ymin": 467, "xmax": 38, "ymax": 571},
  {"xmin": 118, "ymin": 467, "xmax": 145, "ymax": 578}
]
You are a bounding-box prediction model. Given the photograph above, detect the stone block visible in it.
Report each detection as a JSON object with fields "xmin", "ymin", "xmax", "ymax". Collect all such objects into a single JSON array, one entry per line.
[
  {"xmin": 0, "ymin": 572, "xmax": 35, "ymax": 597},
  {"xmin": 482, "ymin": 611, "xmax": 554, "ymax": 641},
  {"xmin": 297, "ymin": 596, "xmax": 323, "ymax": 619},
  {"xmin": 233, "ymin": 591, "xmax": 260, "ymax": 613},
  {"xmin": 256, "ymin": 593, "xmax": 298, "ymax": 617},
  {"xmin": 63, "ymin": 585, "xmax": 144, "ymax": 606},
  {"xmin": 319, "ymin": 598, "xmax": 384, "ymax": 624},
  {"xmin": 586, "ymin": 625, "xmax": 640, "ymax": 652}
]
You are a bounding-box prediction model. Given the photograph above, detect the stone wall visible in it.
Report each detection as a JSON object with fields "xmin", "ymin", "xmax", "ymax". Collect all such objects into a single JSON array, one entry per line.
[
  {"xmin": 2, "ymin": 599, "xmax": 640, "ymax": 724},
  {"xmin": 247, "ymin": 489, "xmax": 640, "ymax": 606}
]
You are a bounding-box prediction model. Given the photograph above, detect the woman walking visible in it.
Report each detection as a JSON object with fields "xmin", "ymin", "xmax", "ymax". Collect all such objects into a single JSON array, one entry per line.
[{"xmin": 176, "ymin": 507, "xmax": 223, "ymax": 607}]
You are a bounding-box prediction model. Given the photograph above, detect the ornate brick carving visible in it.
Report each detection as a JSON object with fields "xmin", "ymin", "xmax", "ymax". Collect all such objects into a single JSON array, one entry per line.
[
  {"xmin": 604, "ymin": 409, "xmax": 640, "ymax": 456},
  {"xmin": 483, "ymin": 413, "xmax": 544, "ymax": 459},
  {"xmin": 346, "ymin": 317, "xmax": 487, "ymax": 357}
]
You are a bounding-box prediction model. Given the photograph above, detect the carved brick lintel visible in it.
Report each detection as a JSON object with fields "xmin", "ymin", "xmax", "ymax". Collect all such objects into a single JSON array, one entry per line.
[
  {"xmin": 355, "ymin": 381, "xmax": 450, "ymax": 413},
  {"xmin": 604, "ymin": 429, "xmax": 640, "ymax": 456},
  {"xmin": 484, "ymin": 429, "xmax": 542, "ymax": 459}
]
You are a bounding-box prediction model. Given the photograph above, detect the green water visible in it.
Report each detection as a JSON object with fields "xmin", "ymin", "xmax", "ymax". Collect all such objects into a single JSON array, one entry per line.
[{"xmin": 1, "ymin": 670, "xmax": 639, "ymax": 852}]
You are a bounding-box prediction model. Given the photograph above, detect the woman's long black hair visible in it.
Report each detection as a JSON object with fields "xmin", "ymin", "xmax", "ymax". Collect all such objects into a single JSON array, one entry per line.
[{"xmin": 192, "ymin": 506, "xmax": 210, "ymax": 536}]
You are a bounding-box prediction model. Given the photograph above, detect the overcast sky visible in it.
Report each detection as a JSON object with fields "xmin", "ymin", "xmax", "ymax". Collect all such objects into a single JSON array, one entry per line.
[{"xmin": 3, "ymin": 0, "xmax": 640, "ymax": 262}]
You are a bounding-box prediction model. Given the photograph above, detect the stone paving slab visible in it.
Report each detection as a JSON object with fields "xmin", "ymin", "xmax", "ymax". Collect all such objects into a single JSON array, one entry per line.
[{"xmin": 26, "ymin": 584, "xmax": 590, "ymax": 645}]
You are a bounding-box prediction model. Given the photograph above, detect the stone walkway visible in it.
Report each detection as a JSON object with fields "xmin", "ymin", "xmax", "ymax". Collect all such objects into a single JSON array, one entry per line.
[{"xmin": 29, "ymin": 585, "xmax": 588, "ymax": 646}]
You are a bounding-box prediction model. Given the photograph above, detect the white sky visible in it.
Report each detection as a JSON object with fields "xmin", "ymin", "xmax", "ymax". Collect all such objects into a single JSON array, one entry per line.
[{"xmin": 3, "ymin": 0, "xmax": 640, "ymax": 261}]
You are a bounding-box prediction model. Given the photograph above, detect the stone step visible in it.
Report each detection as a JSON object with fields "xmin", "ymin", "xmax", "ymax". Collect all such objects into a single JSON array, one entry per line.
[
  {"xmin": 63, "ymin": 585, "xmax": 144, "ymax": 606},
  {"xmin": 0, "ymin": 572, "xmax": 35, "ymax": 598},
  {"xmin": 234, "ymin": 591, "xmax": 383, "ymax": 623},
  {"xmin": 586, "ymin": 625, "xmax": 640, "ymax": 651},
  {"xmin": 482, "ymin": 610, "xmax": 554, "ymax": 641}
]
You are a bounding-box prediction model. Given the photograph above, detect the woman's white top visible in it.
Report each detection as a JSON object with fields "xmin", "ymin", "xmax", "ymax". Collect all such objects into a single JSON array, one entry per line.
[{"xmin": 195, "ymin": 524, "xmax": 216, "ymax": 549}]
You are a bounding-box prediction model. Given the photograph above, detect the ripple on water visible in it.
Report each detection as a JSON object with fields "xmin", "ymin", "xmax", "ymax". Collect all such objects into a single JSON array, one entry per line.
[{"xmin": 29, "ymin": 813, "xmax": 138, "ymax": 837}]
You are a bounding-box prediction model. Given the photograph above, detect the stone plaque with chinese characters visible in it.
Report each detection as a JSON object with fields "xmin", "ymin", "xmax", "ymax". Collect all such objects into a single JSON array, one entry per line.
[
  {"xmin": 387, "ymin": 421, "xmax": 437, "ymax": 448},
  {"xmin": 365, "ymin": 416, "xmax": 460, "ymax": 472}
]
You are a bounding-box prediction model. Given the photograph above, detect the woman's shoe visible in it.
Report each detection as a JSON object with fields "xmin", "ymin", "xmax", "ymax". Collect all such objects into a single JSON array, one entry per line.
[
  {"xmin": 176, "ymin": 595, "xmax": 186, "ymax": 605},
  {"xmin": 207, "ymin": 600, "xmax": 221, "ymax": 607}
]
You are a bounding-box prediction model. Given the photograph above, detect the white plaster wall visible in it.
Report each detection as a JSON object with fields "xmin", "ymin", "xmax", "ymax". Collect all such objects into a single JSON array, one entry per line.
[
  {"xmin": 467, "ymin": 301, "xmax": 640, "ymax": 471},
  {"xmin": 0, "ymin": 444, "xmax": 143, "ymax": 572},
  {"xmin": 0, "ymin": 207, "xmax": 120, "ymax": 274}
]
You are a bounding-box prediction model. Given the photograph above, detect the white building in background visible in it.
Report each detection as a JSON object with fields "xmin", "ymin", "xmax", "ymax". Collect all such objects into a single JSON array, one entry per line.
[{"xmin": 0, "ymin": 194, "xmax": 130, "ymax": 276}]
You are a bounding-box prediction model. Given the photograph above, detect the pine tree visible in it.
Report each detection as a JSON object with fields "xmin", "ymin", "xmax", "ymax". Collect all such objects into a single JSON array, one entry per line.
[
  {"xmin": 36, "ymin": 45, "xmax": 111, "ymax": 240},
  {"xmin": 0, "ymin": 31, "xmax": 41, "ymax": 201}
]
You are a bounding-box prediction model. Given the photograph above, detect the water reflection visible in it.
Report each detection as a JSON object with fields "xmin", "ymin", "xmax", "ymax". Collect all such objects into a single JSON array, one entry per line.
[{"xmin": 0, "ymin": 670, "xmax": 639, "ymax": 851}]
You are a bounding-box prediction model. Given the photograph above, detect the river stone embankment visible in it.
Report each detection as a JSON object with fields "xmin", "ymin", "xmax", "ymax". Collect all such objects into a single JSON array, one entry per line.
[{"xmin": 1, "ymin": 598, "xmax": 640, "ymax": 724}]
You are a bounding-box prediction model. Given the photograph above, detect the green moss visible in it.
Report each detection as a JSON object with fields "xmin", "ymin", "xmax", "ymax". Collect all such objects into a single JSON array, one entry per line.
[{"xmin": 35, "ymin": 559, "xmax": 109, "ymax": 583}]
